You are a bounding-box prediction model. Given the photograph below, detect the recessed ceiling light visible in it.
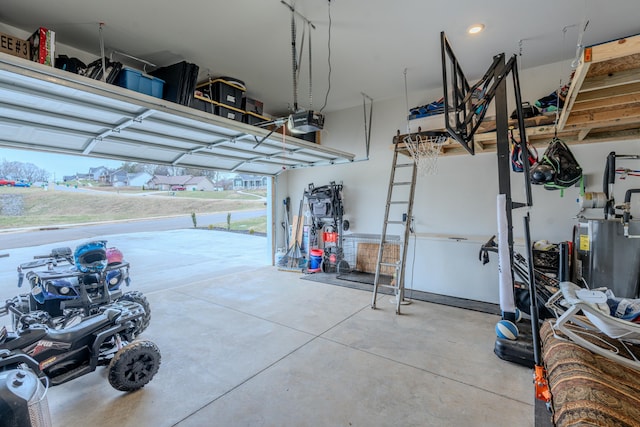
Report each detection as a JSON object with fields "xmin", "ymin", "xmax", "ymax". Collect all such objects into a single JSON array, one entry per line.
[{"xmin": 467, "ymin": 24, "xmax": 485, "ymax": 35}]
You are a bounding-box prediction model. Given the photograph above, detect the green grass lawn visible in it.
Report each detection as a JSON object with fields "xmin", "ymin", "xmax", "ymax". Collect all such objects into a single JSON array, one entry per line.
[
  {"xmin": 209, "ymin": 215, "xmax": 268, "ymax": 234},
  {"xmin": 0, "ymin": 187, "xmax": 267, "ymax": 229},
  {"xmin": 163, "ymin": 189, "xmax": 266, "ymax": 200}
]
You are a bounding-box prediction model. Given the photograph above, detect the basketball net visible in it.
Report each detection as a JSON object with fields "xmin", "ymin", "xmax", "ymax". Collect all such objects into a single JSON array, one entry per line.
[{"xmin": 402, "ymin": 133, "xmax": 448, "ymax": 176}]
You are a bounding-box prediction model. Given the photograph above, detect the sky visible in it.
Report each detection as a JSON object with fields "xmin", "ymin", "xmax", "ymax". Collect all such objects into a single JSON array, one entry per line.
[{"xmin": 0, "ymin": 147, "xmax": 124, "ymax": 181}]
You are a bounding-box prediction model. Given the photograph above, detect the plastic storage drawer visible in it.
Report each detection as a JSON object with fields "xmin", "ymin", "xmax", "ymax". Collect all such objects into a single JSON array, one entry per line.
[
  {"xmin": 215, "ymin": 106, "xmax": 243, "ymax": 122},
  {"xmin": 212, "ymin": 80, "xmax": 244, "ymax": 109}
]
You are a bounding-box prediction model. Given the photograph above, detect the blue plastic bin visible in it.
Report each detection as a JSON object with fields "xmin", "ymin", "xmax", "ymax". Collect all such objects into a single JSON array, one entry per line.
[{"xmin": 116, "ymin": 68, "xmax": 164, "ymax": 98}]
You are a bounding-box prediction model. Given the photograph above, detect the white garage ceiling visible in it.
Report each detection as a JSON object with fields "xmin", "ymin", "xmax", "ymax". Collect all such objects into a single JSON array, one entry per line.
[{"xmin": 2, "ymin": 0, "xmax": 639, "ymax": 114}]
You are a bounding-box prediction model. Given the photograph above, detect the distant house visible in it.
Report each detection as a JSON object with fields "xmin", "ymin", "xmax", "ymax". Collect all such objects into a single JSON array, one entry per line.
[
  {"xmin": 88, "ymin": 167, "xmax": 110, "ymax": 183},
  {"xmin": 63, "ymin": 175, "xmax": 77, "ymax": 182},
  {"xmin": 147, "ymin": 174, "xmax": 216, "ymax": 191},
  {"xmin": 184, "ymin": 176, "xmax": 215, "ymax": 191},
  {"xmin": 233, "ymin": 174, "xmax": 267, "ymax": 190},
  {"xmin": 110, "ymin": 169, "xmax": 129, "ymax": 187},
  {"xmin": 128, "ymin": 172, "xmax": 153, "ymax": 188},
  {"xmin": 147, "ymin": 175, "xmax": 191, "ymax": 191},
  {"xmin": 109, "ymin": 171, "xmax": 153, "ymax": 188}
]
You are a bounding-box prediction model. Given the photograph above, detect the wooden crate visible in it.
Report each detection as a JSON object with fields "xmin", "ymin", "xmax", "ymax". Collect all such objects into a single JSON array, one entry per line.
[{"xmin": 356, "ymin": 242, "xmax": 399, "ymax": 275}]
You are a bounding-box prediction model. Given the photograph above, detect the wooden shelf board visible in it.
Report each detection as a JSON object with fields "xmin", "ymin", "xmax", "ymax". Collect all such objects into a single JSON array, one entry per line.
[
  {"xmin": 572, "ymin": 90, "xmax": 640, "ymax": 112},
  {"xmin": 580, "ymin": 67, "xmax": 640, "ymax": 92},
  {"xmin": 559, "ymin": 34, "xmax": 640, "ymax": 133}
]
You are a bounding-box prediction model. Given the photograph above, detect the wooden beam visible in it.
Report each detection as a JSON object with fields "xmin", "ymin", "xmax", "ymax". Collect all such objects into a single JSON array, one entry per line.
[
  {"xmin": 557, "ymin": 59, "xmax": 590, "ymax": 130},
  {"xmin": 565, "ymin": 104, "xmax": 640, "ymax": 128},
  {"xmin": 580, "ymin": 68, "xmax": 640, "ymax": 92},
  {"xmin": 574, "ymin": 81, "xmax": 640, "ymax": 103},
  {"xmin": 588, "ymin": 34, "xmax": 640, "ymax": 64},
  {"xmin": 567, "ymin": 127, "xmax": 640, "ymax": 145},
  {"xmin": 571, "ymin": 93, "xmax": 640, "ymax": 113},
  {"xmin": 474, "ymin": 139, "xmax": 487, "ymax": 152},
  {"xmin": 437, "ymin": 122, "xmax": 640, "ymax": 157},
  {"xmin": 441, "ymin": 145, "xmax": 470, "ymax": 156},
  {"xmin": 577, "ymin": 128, "xmax": 592, "ymax": 141}
]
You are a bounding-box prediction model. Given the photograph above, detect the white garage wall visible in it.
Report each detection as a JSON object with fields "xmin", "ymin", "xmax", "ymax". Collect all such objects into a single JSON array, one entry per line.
[{"xmin": 281, "ymin": 59, "xmax": 640, "ymax": 303}]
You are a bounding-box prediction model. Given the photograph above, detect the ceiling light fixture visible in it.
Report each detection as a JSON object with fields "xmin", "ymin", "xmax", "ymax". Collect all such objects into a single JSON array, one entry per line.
[{"xmin": 467, "ymin": 24, "xmax": 485, "ymax": 35}]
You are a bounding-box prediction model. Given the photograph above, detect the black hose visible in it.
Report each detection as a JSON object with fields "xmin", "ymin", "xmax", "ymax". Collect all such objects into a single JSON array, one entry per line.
[
  {"xmin": 607, "ymin": 152, "xmax": 617, "ymax": 186},
  {"xmin": 558, "ymin": 242, "xmax": 569, "ymax": 282},
  {"xmin": 603, "ymin": 151, "xmax": 616, "ymax": 218}
]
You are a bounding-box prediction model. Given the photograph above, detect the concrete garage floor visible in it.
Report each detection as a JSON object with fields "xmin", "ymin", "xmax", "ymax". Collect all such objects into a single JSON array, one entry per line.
[{"xmin": 0, "ymin": 229, "xmax": 533, "ymax": 426}]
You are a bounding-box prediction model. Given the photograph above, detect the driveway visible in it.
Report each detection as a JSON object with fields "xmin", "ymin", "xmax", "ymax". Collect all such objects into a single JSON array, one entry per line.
[
  {"xmin": 0, "ymin": 228, "xmax": 269, "ymax": 327},
  {"xmin": 0, "ymin": 209, "xmax": 266, "ymax": 250}
]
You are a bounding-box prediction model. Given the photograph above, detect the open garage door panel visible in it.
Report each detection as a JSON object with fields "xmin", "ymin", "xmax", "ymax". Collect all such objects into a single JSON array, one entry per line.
[{"xmin": 0, "ymin": 54, "xmax": 355, "ymax": 176}]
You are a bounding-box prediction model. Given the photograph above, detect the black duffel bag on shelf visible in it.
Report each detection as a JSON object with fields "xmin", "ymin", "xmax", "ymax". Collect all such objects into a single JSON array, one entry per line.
[{"xmin": 81, "ymin": 57, "xmax": 122, "ymax": 84}]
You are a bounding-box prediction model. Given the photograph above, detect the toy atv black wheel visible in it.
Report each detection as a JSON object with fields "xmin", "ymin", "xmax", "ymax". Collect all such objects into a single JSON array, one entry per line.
[
  {"xmin": 118, "ymin": 291, "xmax": 151, "ymax": 336},
  {"xmin": 108, "ymin": 340, "xmax": 161, "ymax": 392}
]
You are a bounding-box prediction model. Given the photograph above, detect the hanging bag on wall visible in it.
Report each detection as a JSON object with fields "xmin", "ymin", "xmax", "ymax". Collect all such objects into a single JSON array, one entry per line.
[
  {"xmin": 510, "ymin": 135, "xmax": 538, "ymax": 173},
  {"xmin": 530, "ymin": 137, "xmax": 582, "ymax": 190}
]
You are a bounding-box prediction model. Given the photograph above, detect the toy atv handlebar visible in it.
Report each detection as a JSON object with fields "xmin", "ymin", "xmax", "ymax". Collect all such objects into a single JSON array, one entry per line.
[
  {"xmin": 33, "ymin": 246, "xmax": 73, "ymax": 259},
  {"xmin": 0, "ymin": 299, "xmax": 35, "ymax": 327},
  {"xmin": 19, "ymin": 246, "xmax": 73, "ymax": 268},
  {"xmin": 17, "ymin": 247, "xmax": 75, "ymax": 287}
]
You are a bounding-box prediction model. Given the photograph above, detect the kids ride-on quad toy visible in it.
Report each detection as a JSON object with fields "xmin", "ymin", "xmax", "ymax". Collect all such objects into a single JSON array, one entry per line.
[
  {"xmin": 0, "ymin": 298, "xmax": 161, "ymax": 392},
  {"xmin": 11, "ymin": 241, "xmax": 150, "ymax": 335}
]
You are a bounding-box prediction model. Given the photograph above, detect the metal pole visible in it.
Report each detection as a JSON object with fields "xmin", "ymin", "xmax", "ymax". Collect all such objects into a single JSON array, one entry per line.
[{"xmin": 494, "ymin": 55, "xmax": 515, "ymax": 269}]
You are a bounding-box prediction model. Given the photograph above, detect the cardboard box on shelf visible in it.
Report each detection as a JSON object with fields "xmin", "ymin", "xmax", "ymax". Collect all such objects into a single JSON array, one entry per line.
[
  {"xmin": 28, "ymin": 27, "xmax": 55, "ymax": 66},
  {"xmin": 0, "ymin": 31, "xmax": 30, "ymax": 60}
]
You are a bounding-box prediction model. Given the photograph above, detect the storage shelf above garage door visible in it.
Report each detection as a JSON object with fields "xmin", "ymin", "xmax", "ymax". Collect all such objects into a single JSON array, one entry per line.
[{"xmin": 0, "ymin": 53, "xmax": 355, "ymax": 176}]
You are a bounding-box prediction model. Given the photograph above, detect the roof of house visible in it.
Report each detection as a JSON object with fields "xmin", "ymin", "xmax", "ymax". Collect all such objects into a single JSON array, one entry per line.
[
  {"xmin": 128, "ymin": 172, "xmax": 152, "ymax": 180},
  {"xmin": 88, "ymin": 166, "xmax": 109, "ymax": 174},
  {"xmin": 151, "ymin": 175, "xmax": 191, "ymax": 185},
  {"xmin": 185, "ymin": 176, "xmax": 212, "ymax": 185}
]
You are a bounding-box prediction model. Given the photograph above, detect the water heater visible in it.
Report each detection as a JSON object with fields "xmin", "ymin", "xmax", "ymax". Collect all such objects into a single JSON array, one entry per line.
[{"xmin": 573, "ymin": 218, "xmax": 640, "ymax": 298}]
